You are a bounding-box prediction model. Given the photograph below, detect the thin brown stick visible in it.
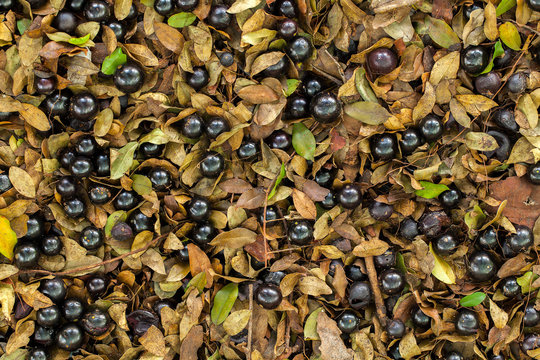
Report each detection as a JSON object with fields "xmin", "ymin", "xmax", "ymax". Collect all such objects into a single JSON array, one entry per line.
[
  {"xmin": 365, "ymin": 256, "xmax": 387, "ymax": 323},
  {"xmin": 18, "ymin": 232, "xmax": 169, "ymax": 277},
  {"xmin": 247, "ymin": 283, "xmax": 254, "ymax": 360}
]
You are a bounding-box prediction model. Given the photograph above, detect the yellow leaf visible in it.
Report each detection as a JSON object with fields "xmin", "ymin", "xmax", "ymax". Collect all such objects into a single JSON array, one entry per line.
[
  {"xmin": 429, "ymin": 243, "xmax": 456, "ymax": 284},
  {"xmin": 499, "ymin": 22, "xmax": 521, "ymax": 50},
  {"xmin": 0, "ymin": 216, "xmax": 17, "ymax": 261}
]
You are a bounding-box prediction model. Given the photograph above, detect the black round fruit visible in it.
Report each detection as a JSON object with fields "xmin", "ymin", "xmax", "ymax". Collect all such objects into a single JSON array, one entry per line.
[
  {"xmin": 379, "ymin": 269, "xmax": 405, "ymax": 295},
  {"xmin": 500, "ymin": 276, "xmax": 520, "ymax": 298},
  {"xmin": 285, "ymin": 95, "xmax": 309, "ymax": 119},
  {"xmin": 314, "ymin": 168, "xmax": 334, "ymax": 188},
  {"xmin": 28, "ymin": 348, "xmax": 49, "ymax": 360},
  {"xmin": 84, "ymin": 0, "xmax": 111, "ymax": 22},
  {"xmin": 177, "ymin": 0, "xmax": 198, "ymax": 11},
  {"xmin": 126, "ymin": 309, "xmax": 160, "ymax": 337},
  {"xmin": 111, "ymin": 222, "xmax": 134, "ymax": 241},
  {"xmin": 88, "ymin": 184, "xmax": 112, "ymax": 205},
  {"xmin": 63, "ymin": 298, "xmax": 85, "ymax": 321},
  {"xmin": 526, "ymin": 0, "xmax": 540, "ymax": 11},
  {"xmin": 200, "ymin": 152, "xmax": 225, "ymax": 178},
  {"xmin": 43, "ymin": 91, "xmax": 71, "ymax": 119},
  {"xmin": 108, "ymin": 21, "xmax": 126, "ymax": 41},
  {"xmin": 493, "ymin": 48, "xmax": 514, "ymax": 69},
  {"xmin": 70, "ymin": 92, "xmax": 98, "ymax": 121},
  {"xmin": 444, "ymin": 352, "xmax": 464, "ymax": 360},
  {"xmin": 483, "ymin": 130, "xmax": 511, "ymax": 162},
  {"xmin": 94, "ymin": 152, "xmax": 110, "ymax": 177},
  {"xmin": 81, "ymin": 308, "xmax": 110, "ymax": 336},
  {"xmin": 41, "ymin": 235, "xmax": 63, "ymax": 256},
  {"xmin": 288, "ymin": 220, "xmax": 313, "ymax": 245},
  {"xmin": 64, "ymin": 198, "xmax": 86, "ymax": 218},
  {"xmin": 522, "ymin": 334, "xmax": 540, "ymax": 352},
  {"xmin": 287, "ymin": 36, "xmax": 312, "ymax": 63},
  {"xmin": 37, "ymin": 305, "xmax": 61, "ymax": 327},
  {"xmin": 387, "ymin": 319, "xmax": 405, "ymax": 338},
  {"xmin": 507, "ymin": 72, "xmax": 527, "ymax": 93},
  {"xmin": 400, "ymin": 218, "xmax": 419, "ymax": 240},
  {"xmin": 255, "ymin": 284, "xmax": 282, "ymax": 309},
  {"xmin": 262, "ymin": 53, "xmax": 289, "ymax": 78},
  {"xmin": 261, "ymin": 270, "xmax": 286, "ymax": 286},
  {"xmin": 0, "ymin": 173, "xmax": 12, "ymax": 193},
  {"xmin": 337, "ymin": 311, "xmax": 359, "ymax": 334},
  {"xmin": 153, "ymin": 299, "xmax": 177, "ymax": 316},
  {"xmin": 87, "ymin": 275, "xmax": 107, "ymax": 298},
  {"xmin": 467, "ymin": 251, "xmax": 497, "ymax": 282},
  {"xmin": 39, "ymin": 277, "xmax": 67, "ymax": 302},
  {"xmin": 70, "ymin": 156, "xmax": 93, "ymax": 178},
  {"xmin": 180, "ymin": 114, "xmax": 204, "ymax": 139},
  {"xmin": 205, "ymin": 116, "xmax": 230, "ymax": 138},
  {"xmin": 371, "ymin": 134, "xmax": 397, "ymax": 161},
  {"xmin": 524, "ymin": 305, "xmax": 540, "ymax": 327},
  {"xmin": 24, "ymin": 215, "xmax": 45, "ymax": 241},
  {"xmin": 238, "ymin": 140, "xmax": 258, "ymax": 160},
  {"xmin": 374, "ymin": 249, "xmax": 396, "ymax": 269},
  {"xmin": 367, "ymin": 48, "xmax": 398, "ymax": 75},
  {"xmin": 529, "ymin": 162, "xmax": 540, "ymax": 185},
  {"xmin": 507, "ymin": 225, "xmax": 533, "ymax": 252},
  {"xmin": 267, "ymin": 130, "xmax": 292, "ymax": 150},
  {"xmin": 493, "ymin": 108, "xmax": 519, "ymax": 134},
  {"xmin": 439, "ymin": 189, "xmax": 461, "ymax": 208},
  {"xmin": 154, "ymin": 0, "xmax": 174, "ymax": 15},
  {"xmin": 337, "ymin": 184, "xmax": 362, "ymax": 209},
  {"xmin": 33, "ymin": 325, "xmax": 55, "ymax": 346},
  {"xmin": 114, "ymin": 190, "xmax": 139, "ymax": 211},
  {"xmin": 309, "ymin": 92, "xmax": 341, "ymax": 123},
  {"xmin": 128, "ymin": 210, "xmax": 153, "ymax": 233},
  {"xmin": 433, "ymin": 233, "xmax": 459, "ymax": 256},
  {"xmin": 79, "ymin": 226, "xmax": 104, "ymax": 250},
  {"xmin": 35, "ymin": 76, "xmax": 57, "ymax": 96},
  {"xmin": 75, "ymin": 136, "xmax": 98, "ymax": 157},
  {"xmin": 400, "ymin": 128, "xmax": 424, "ymax": 155},
  {"xmin": 419, "ymin": 114, "xmax": 443, "ymax": 141},
  {"xmin": 461, "ymin": 46, "xmax": 490, "ymax": 74},
  {"xmin": 67, "ymin": 0, "xmax": 85, "ymax": 11},
  {"xmin": 369, "ymin": 201, "xmax": 393, "ymax": 220},
  {"xmin": 219, "ymin": 52, "xmax": 234, "ymax": 67},
  {"xmin": 320, "ymin": 190, "xmax": 337, "ymax": 209},
  {"xmin": 258, "ymin": 205, "xmax": 278, "ymax": 225},
  {"xmin": 114, "ymin": 63, "xmax": 145, "ymax": 94},
  {"xmin": 411, "ymin": 307, "xmax": 430, "ymax": 329},
  {"xmin": 0, "ymin": 0, "xmax": 13, "ymax": 12},
  {"xmin": 345, "ymin": 264, "xmax": 366, "ymax": 281},
  {"xmin": 186, "ymin": 197, "xmax": 211, "ymax": 222},
  {"xmin": 303, "ymin": 75, "xmax": 324, "ymax": 98},
  {"xmin": 464, "ymin": 1, "xmax": 483, "ymax": 18},
  {"xmin": 349, "ymin": 282, "xmax": 372, "ymax": 309},
  {"xmin": 274, "ymin": 0, "xmax": 296, "ymax": 17},
  {"xmin": 14, "ymin": 242, "xmax": 40, "ymax": 269},
  {"xmin": 187, "ymin": 67, "xmax": 209, "ymax": 90},
  {"xmin": 56, "ymin": 323, "xmax": 84, "ymax": 351},
  {"xmin": 455, "ymin": 309, "xmax": 478, "ymax": 335},
  {"xmin": 207, "ymin": 5, "xmax": 231, "ymax": 30},
  {"xmin": 277, "ymin": 19, "xmax": 297, "ymax": 39},
  {"xmin": 191, "ymin": 222, "xmax": 217, "ymax": 245},
  {"xmin": 148, "ymin": 167, "xmax": 172, "ymax": 191},
  {"xmin": 474, "ymin": 72, "xmax": 501, "ymax": 97}
]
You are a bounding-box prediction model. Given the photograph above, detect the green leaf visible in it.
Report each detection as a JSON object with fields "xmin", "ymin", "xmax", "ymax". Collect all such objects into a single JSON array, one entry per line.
[
  {"xmin": 17, "ymin": 19, "xmax": 31, "ymax": 35},
  {"xmin": 355, "ymin": 68, "xmax": 378, "ymax": 103},
  {"xmin": 187, "ymin": 271, "xmax": 207, "ymax": 293},
  {"xmin": 283, "ymin": 79, "xmax": 300, "ymax": 97},
  {"xmin": 414, "ymin": 181, "xmax": 449, "ymax": 199},
  {"xmin": 496, "ymin": 0, "xmax": 516, "ymax": 15},
  {"xmin": 460, "ymin": 292, "xmax": 486, "ymax": 307},
  {"xmin": 104, "ymin": 210, "xmax": 127, "ymax": 237},
  {"xmin": 268, "ymin": 163, "xmax": 286, "ymax": 200},
  {"xmin": 464, "ymin": 205, "xmax": 487, "ymax": 230},
  {"xmin": 68, "ymin": 33, "xmax": 91, "ymax": 46},
  {"xmin": 110, "ymin": 142, "xmax": 138, "ymax": 180},
  {"xmin": 211, "ymin": 283, "xmax": 238, "ymax": 325},
  {"xmin": 396, "ymin": 252, "xmax": 407, "ymax": 274},
  {"xmin": 168, "ymin": 12, "xmax": 197, "ymax": 28},
  {"xmin": 101, "ymin": 47, "xmax": 128, "ymax": 75},
  {"xmin": 0, "ymin": 216, "xmax": 17, "ymax": 260},
  {"xmin": 304, "ymin": 307, "xmax": 324, "ymax": 340},
  {"xmin": 429, "ymin": 243, "xmax": 456, "ymax": 284},
  {"xmin": 292, "ymin": 123, "xmax": 316, "ymax": 161},
  {"xmin": 517, "ymin": 271, "xmax": 540, "ymax": 294},
  {"xmin": 131, "ymin": 174, "xmax": 153, "ymax": 196},
  {"xmin": 499, "ymin": 22, "xmax": 522, "ymax": 51},
  {"xmin": 481, "ymin": 41, "xmax": 505, "ymax": 74}
]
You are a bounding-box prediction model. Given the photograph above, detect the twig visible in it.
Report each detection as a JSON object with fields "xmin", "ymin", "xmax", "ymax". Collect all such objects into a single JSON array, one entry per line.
[
  {"xmin": 364, "ymin": 256, "xmax": 387, "ymax": 323},
  {"xmin": 18, "ymin": 232, "xmax": 169, "ymax": 277},
  {"xmin": 247, "ymin": 283, "xmax": 254, "ymax": 360}
]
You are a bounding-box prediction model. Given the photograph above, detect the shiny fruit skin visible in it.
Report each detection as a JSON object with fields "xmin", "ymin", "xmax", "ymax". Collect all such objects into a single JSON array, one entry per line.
[
  {"xmin": 187, "ymin": 67, "xmax": 209, "ymax": 90},
  {"xmin": 379, "ymin": 269, "xmax": 405, "ymax": 295},
  {"xmin": 87, "ymin": 275, "xmax": 107, "ymax": 298},
  {"xmin": 261, "ymin": 270, "xmax": 286, "ymax": 286},
  {"xmin": 400, "ymin": 218, "xmax": 419, "ymax": 240},
  {"xmin": 314, "ymin": 168, "xmax": 334, "ymax": 188},
  {"xmin": 154, "ymin": 0, "xmax": 174, "ymax": 15},
  {"xmin": 309, "ymin": 92, "xmax": 341, "ymax": 123},
  {"xmin": 371, "ymin": 134, "xmax": 397, "ymax": 161},
  {"xmin": 285, "ymin": 95, "xmax": 309, "ymax": 119},
  {"xmin": 81, "ymin": 308, "xmax": 110, "ymax": 336},
  {"xmin": 63, "ymin": 298, "xmax": 85, "ymax": 321},
  {"xmin": 287, "ymin": 36, "xmax": 312, "ymax": 63},
  {"xmin": 205, "ymin": 116, "xmax": 230, "ymax": 138},
  {"xmin": 94, "ymin": 152, "xmax": 110, "ymax": 177},
  {"xmin": 522, "ymin": 334, "xmax": 540, "ymax": 352},
  {"xmin": 400, "ymin": 128, "xmax": 424, "ymax": 155},
  {"xmin": 369, "ymin": 201, "xmax": 393, "ymax": 221},
  {"xmin": 237, "ymin": 141, "xmax": 258, "ymax": 160},
  {"xmin": 153, "ymin": 299, "xmax": 177, "ymax": 316},
  {"xmin": 219, "ymin": 52, "xmax": 234, "ymax": 67},
  {"xmin": 64, "ymin": 198, "xmax": 86, "ymax": 218},
  {"xmin": 70, "ymin": 92, "xmax": 98, "ymax": 121},
  {"xmin": 507, "ymin": 225, "xmax": 533, "ymax": 252},
  {"xmin": 337, "ymin": 311, "xmax": 359, "ymax": 334},
  {"xmin": 500, "ymin": 276, "xmax": 520, "ymax": 298},
  {"xmin": 28, "ymin": 348, "xmax": 49, "ymax": 360},
  {"xmin": 529, "ymin": 162, "xmax": 540, "ymax": 185},
  {"xmin": 70, "ymin": 156, "xmax": 94, "ymax": 178},
  {"xmin": 128, "ymin": 210, "xmax": 153, "ymax": 233},
  {"xmin": 186, "ymin": 197, "xmax": 211, "ymax": 222},
  {"xmin": 467, "ymin": 251, "xmax": 497, "ymax": 282},
  {"xmin": 126, "ymin": 310, "xmax": 160, "ymax": 337},
  {"xmin": 41, "ymin": 235, "xmax": 63, "ymax": 256},
  {"xmin": 24, "ymin": 215, "xmax": 45, "ymax": 241},
  {"xmin": 67, "ymin": 0, "xmax": 85, "ymax": 11},
  {"xmin": 207, "ymin": 5, "xmax": 231, "ymax": 30},
  {"xmin": 0, "ymin": 173, "xmax": 12, "ymax": 193},
  {"xmin": 444, "ymin": 352, "xmax": 464, "ymax": 360},
  {"xmin": 114, "ymin": 63, "xmax": 145, "ymax": 94},
  {"xmin": 88, "ymin": 184, "xmax": 112, "ymax": 205},
  {"xmin": 277, "ymin": 19, "xmax": 297, "ymax": 39},
  {"xmin": 75, "ymin": 136, "xmax": 98, "ymax": 157},
  {"xmin": 345, "ymin": 264, "xmax": 366, "ymax": 281},
  {"xmin": 367, "ymin": 48, "xmax": 398, "ymax": 75},
  {"xmin": 433, "ymin": 233, "xmax": 459, "ymax": 256},
  {"xmin": 180, "ymin": 114, "xmax": 204, "ymax": 139},
  {"xmin": 200, "ymin": 152, "xmax": 225, "ymax": 178},
  {"xmin": 303, "ymin": 75, "xmax": 324, "ymax": 98},
  {"xmin": 37, "ymin": 305, "xmax": 62, "ymax": 327},
  {"xmin": 411, "ymin": 308, "xmax": 430, "ymax": 329},
  {"xmin": 177, "ymin": 0, "xmax": 198, "ymax": 11},
  {"xmin": 262, "ymin": 53, "xmax": 288, "ymax": 78},
  {"xmin": 387, "ymin": 319, "xmax": 405, "ymax": 338},
  {"xmin": 418, "ymin": 211, "xmax": 450, "ymax": 238},
  {"xmin": 43, "ymin": 91, "xmax": 71, "ymax": 119},
  {"xmin": 267, "ymin": 130, "xmax": 292, "ymax": 150},
  {"xmin": 474, "ymin": 72, "xmax": 501, "ymax": 97},
  {"xmin": 455, "ymin": 309, "xmax": 478, "ymax": 335},
  {"xmin": 274, "ymin": 0, "xmax": 296, "ymax": 17},
  {"xmin": 140, "ymin": 142, "xmax": 164, "ymax": 158},
  {"xmin": 374, "ymin": 249, "xmax": 396, "ymax": 269},
  {"xmin": 35, "ymin": 76, "xmax": 57, "ymax": 95},
  {"xmin": 320, "ymin": 191, "xmax": 337, "ymax": 209},
  {"xmin": 79, "ymin": 226, "xmax": 104, "ymax": 250},
  {"xmin": 493, "ymin": 108, "xmax": 519, "ymax": 134},
  {"xmin": 483, "ymin": 130, "xmax": 511, "ymax": 161},
  {"xmin": 258, "ymin": 206, "xmax": 278, "ymax": 225},
  {"xmin": 33, "ymin": 325, "xmax": 56, "ymax": 346},
  {"xmin": 337, "ymin": 184, "xmax": 362, "ymax": 209},
  {"xmin": 524, "ymin": 305, "xmax": 540, "ymax": 327},
  {"xmin": 507, "ymin": 72, "xmax": 527, "ymax": 93},
  {"xmin": 14, "ymin": 242, "xmax": 40, "ymax": 269},
  {"xmin": 439, "ymin": 189, "xmax": 461, "ymax": 208},
  {"xmin": 526, "ymin": 0, "xmax": 540, "ymax": 11},
  {"xmin": 39, "ymin": 277, "xmax": 67, "ymax": 302},
  {"xmin": 464, "ymin": 1, "xmax": 483, "ymax": 18},
  {"xmin": 114, "ymin": 190, "xmax": 139, "ymax": 211},
  {"xmin": 191, "ymin": 222, "xmax": 217, "ymax": 245},
  {"xmin": 288, "ymin": 220, "xmax": 313, "ymax": 245},
  {"xmin": 493, "ymin": 48, "xmax": 514, "ymax": 69},
  {"xmin": 461, "ymin": 46, "xmax": 490, "ymax": 74},
  {"xmin": 84, "ymin": 0, "xmax": 111, "ymax": 22},
  {"xmin": 419, "ymin": 114, "xmax": 443, "ymax": 141},
  {"xmin": 111, "ymin": 222, "xmax": 134, "ymax": 241},
  {"xmin": 255, "ymin": 283, "xmax": 283, "ymax": 309},
  {"xmin": 348, "ymin": 281, "xmax": 372, "ymax": 309},
  {"xmin": 56, "ymin": 323, "xmax": 84, "ymax": 351},
  {"xmin": 148, "ymin": 167, "xmax": 172, "ymax": 191},
  {"xmin": 108, "ymin": 21, "xmax": 126, "ymax": 41}
]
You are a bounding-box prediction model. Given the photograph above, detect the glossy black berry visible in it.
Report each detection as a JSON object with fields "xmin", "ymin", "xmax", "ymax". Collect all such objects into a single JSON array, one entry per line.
[
  {"xmin": 261, "ymin": 270, "xmax": 286, "ymax": 286},
  {"xmin": 309, "ymin": 92, "xmax": 341, "ymax": 123},
  {"xmin": 191, "ymin": 222, "xmax": 217, "ymax": 245},
  {"xmin": 387, "ymin": 319, "xmax": 405, "ymax": 338},
  {"xmin": 94, "ymin": 152, "xmax": 110, "ymax": 177},
  {"xmin": 287, "ymin": 36, "xmax": 312, "ymax": 63},
  {"xmin": 374, "ymin": 249, "xmax": 396, "ymax": 269},
  {"xmin": 87, "ymin": 275, "xmax": 107, "ymax": 298},
  {"xmin": 219, "ymin": 52, "xmax": 234, "ymax": 67},
  {"xmin": 35, "ymin": 76, "xmax": 57, "ymax": 96},
  {"xmin": 74, "ymin": 136, "xmax": 98, "ymax": 158},
  {"xmin": 411, "ymin": 308, "xmax": 430, "ymax": 329},
  {"xmin": 348, "ymin": 281, "xmax": 372, "ymax": 309},
  {"xmin": 111, "ymin": 222, "xmax": 133, "ymax": 241},
  {"xmin": 0, "ymin": 0, "xmax": 12, "ymax": 12},
  {"xmin": 24, "ymin": 215, "xmax": 45, "ymax": 241},
  {"xmin": 84, "ymin": 0, "xmax": 111, "ymax": 22},
  {"xmin": 524, "ymin": 305, "xmax": 540, "ymax": 327},
  {"xmin": 371, "ymin": 133, "xmax": 397, "ymax": 161},
  {"xmin": 303, "ymin": 75, "xmax": 324, "ymax": 98},
  {"xmin": 186, "ymin": 197, "xmax": 211, "ymax": 222},
  {"xmin": 128, "ymin": 210, "xmax": 153, "ymax": 233},
  {"xmin": 262, "ymin": 53, "xmax": 289, "ymax": 78},
  {"xmin": 238, "ymin": 140, "xmax": 258, "ymax": 160},
  {"xmin": 502, "ymin": 240, "xmax": 517, "ymax": 258},
  {"xmin": 336, "ymin": 311, "xmax": 359, "ymax": 334},
  {"xmin": 207, "ymin": 5, "xmax": 231, "ymax": 30},
  {"xmin": 274, "ymin": 0, "xmax": 296, "ymax": 17},
  {"xmin": 180, "ymin": 114, "xmax": 204, "ymax": 139},
  {"xmin": 200, "ymin": 151, "xmax": 225, "ymax": 178},
  {"xmin": 320, "ymin": 191, "xmax": 337, "ymax": 209},
  {"xmin": 379, "ymin": 269, "xmax": 405, "ymax": 295},
  {"xmin": 314, "ymin": 168, "xmax": 334, "ymax": 188},
  {"xmin": 43, "ymin": 91, "xmax": 71, "ymax": 119},
  {"xmin": 148, "ymin": 167, "xmax": 172, "ymax": 191},
  {"xmin": 177, "ymin": 247, "xmax": 189, "ymax": 262},
  {"xmin": 187, "ymin": 67, "xmax": 209, "ymax": 90},
  {"xmin": 265, "ymin": 130, "xmax": 290, "ymax": 150},
  {"xmin": 345, "ymin": 264, "xmax": 366, "ymax": 281},
  {"xmin": 127, "ymin": 310, "xmax": 160, "ymax": 337},
  {"xmin": 337, "ymin": 184, "xmax": 362, "ymax": 209},
  {"xmin": 439, "ymin": 189, "xmax": 461, "ymax": 208},
  {"xmin": 400, "ymin": 128, "xmax": 424, "ymax": 155},
  {"xmin": 483, "ymin": 130, "xmax": 510, "ymax": 161},
  {"xmin": 33, "ymin": 325, "xmax": 55, "ymax": 346},
  {"xmin": 28, "ymin": 348, "xmax": 49, "ymax": 360},
  {"xmin": 464, "ymin": 1, "xmax": 483, "ymax": 18},
  {"xmin": 64, "ymin": 197, "xmax": 86, "ymax": 218},
  {"xmin": 258, "ymin": 205, "xmax": 278, "ymax": 224},
  {"xmin": 114, "ymin": 63, "xmax": 145, "ymax": 93},
  {"xmin": 154, "ymin": 0, "xmax": 174, "ymax": 15},
  {"xmin": 81, "ymin": 308, "xmax": 110, "ymax": 336},
  {"xmin": 79, "ymin": 226, "xmax": 104, "ymax": 250},
  {"xmin": 70, "ymin": 157, "xmax": 93, "ymax": 178},
  {"xmin": 87, "ymin": 184, "xmax": 111, "ymax": 205},
  {"xmin": 418, "ymin": 211, "xmax": 450, "ymax": 237},
  {"xmin": 475, "ymin": 72, "xmax": 501, "ymax": 97},
  {"xmin": 114, "ymin": 190, "xmax": 139, "ymax": 211},
  {"xmin": 255, "ymin": 283, "xmax": 282, "ymax": 309},
  {"xmin": 455, "ymin": 309, "xmax": 478, "ymax": 335},
  {"xmin": 205, "ymin": 116, "xmax": 230, "ymax": 138},
  {"xmin": 39, "ymin": 277, "xmax": 67, "ymax": 302},
  {"xmin": 461, "ymin": 46, "xmax": 490, "ymax": 74},
  {"xmin": 529, "ymin": 162, "xmax": 540, "ymax": 185},
  {"xmin": 288, "ymin": 220, "xmax": 313, "ymax": 245},
  {"xmin": 67, "ymin": 0, "xmax": 85, "ymax": 11},
  {"xmin": 14, "ymin": 242, "xmax": 40, "ymax": 269},
  {"xmin": 419, "ymin": 114, "xmax": 443, "ymax": 142},
  {"xmin": 499, "ymin": 276, "xmax": 520, "ymax": 298},
  {"xmin": 522, "ymin": 334, "xmax": 540, "ymax": 352},
  {"xmin": 400, "ymin": 218, "xmax": 419, "ymax": 240},
  {"xmin": 0, "ymin": 173, "xmax": 12, "ymax": 193},
  {"xmin": 277, "ymin": 19, "xmax": 297, "ymax": 39},
  {"xmin": 369, "ymin": 201, "xmax": 393, "ymax": 220},
  {"xmin": 493, "ymin": 108, "xmax": 519, "ymax": 134},
  {"xmin": 444, "ymin": 352, "xmax": 464, "ymax": 360},
  {"xmin": 107, "ymin": 21, "xmax": 126, "ymax": 41},
  {"xmin": 493, "ymin": 48, "xmax": 514, "ymax": 69},
  {"xmin": 70, "ymin": 92, "xmax": 98, "ymax": 121},
  {"xmin": 37, "ymin": 305, "xmax": 61, "ymax": 327},
  {"xmin": 434, "ymin": 233, "xmax": 459, "ymax": 256},
  {"xmin": 63, "ymin": 298, "xmax": 85, "ymax": 321},
  {"xmin": 367, "ymin": 48, "xmax": 398, "ymax": 75},
  {"xmin": 467, "ymin": 251, "xmax": 497, "ymax": 282},
  {"xmin": 507, "ymin": 225, "xmax": 533, "ymax": 252},
  {"xmin": 507, "ymin": 72, "xmax": 527, "ymax": 93},
  {"xmin": 490, "ymin": 355, "xmax": 504, "ymax": 360},
  {"xmin": 285, "ymin": 95, "xmax": 308, "ymax": 119},
  {"xmin": 41, "ymin": 235, "xmax": 63, "ymax": 256},
  {"xmin": 153, "ymin": 299, "xmax": 177, "ymax": 316},
  {"xmin": 388, "ymin": 343, "xmax": 403, "ymax": 360},
  {"xmin": 526, "ymin": 0, "xmax": 540, "ymax": 11},
  {"xmin": 56, "ymin": 323, "xmax": 84, "ymax": 351}
]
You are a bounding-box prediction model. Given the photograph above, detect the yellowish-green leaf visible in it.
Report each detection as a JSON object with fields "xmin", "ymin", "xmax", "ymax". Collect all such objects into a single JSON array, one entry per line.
[
  {"xmin": 499, "ymin": 22, "xmax": 521, "ymax": 50},
  {"xmin": 0, "ymin": 216, "xmax": 17, "ymax": 261},
  {"xmin": 429, "ymin": 243, "xmax": 456, "ymax": 284}
]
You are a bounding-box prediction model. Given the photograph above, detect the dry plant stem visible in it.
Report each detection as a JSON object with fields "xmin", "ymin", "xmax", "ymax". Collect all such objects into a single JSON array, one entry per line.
[
  {"xmin": 247, "ymin": 283, "xmax": 254, "ymax": 360},
  {"xmin": 365, "ymin": 255, "xmax": 387, "ymax": 323},
  {"xmin": 18, "ymin": 232, "xmax": 169, "ymax": 277}
]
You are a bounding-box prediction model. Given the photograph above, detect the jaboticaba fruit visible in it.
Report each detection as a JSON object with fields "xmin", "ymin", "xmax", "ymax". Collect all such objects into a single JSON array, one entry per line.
[
  {"xmin": 255, "ymin": 284, "xmax": 282, "ymax": 309},
  {"xmin": 474, "ymin": 72, "xmax": 501, "ymax": 97},
  {"xmin": 419, "ymin": 114, "xmax": 443, "ymax": 141},
  {"xmin": 288, "ymin": 220, "xmax": 313, "ymax": 245},
  {"xmin": 367, "ymin": 48, "xmax": 398, "ymax": 75},
  {"xmin": 337, "ymin": 184, "xmax": 362, "ymax": 209},
  {"xmin": 309, "ymin": 92, "xmax": 341, "ymax": 123},
  {"xmin": 461, "ymin": 46, "xmax": 490, "ymax": 74},
  {"xmin": 467, "ymin": 251, "xmax": 497, "ymax": 282},
  {"xmin": 286, "ymin": 36, "xmax": 312, "ymax": 63},
  {"xmin": 114, "ymin": 63, "xmax": 145, "ymax": 94},
  {"xmin": 186, "ymin": 67, "xmax": 209, "ymax": 91},
  {"xmin": 371, "ymin": 134, "xmax": 397, "ymax": 161},
  {"xmin": 455, "ymin": 309, "xmax": 478, "ymax": 335},
  {"xmin": 70, "ymin": 92, "xmax": 98, "ymax": 121},
  {"xmin": 207, "ymin": 5, "xmax": 231, "ymax": 30}
]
